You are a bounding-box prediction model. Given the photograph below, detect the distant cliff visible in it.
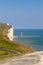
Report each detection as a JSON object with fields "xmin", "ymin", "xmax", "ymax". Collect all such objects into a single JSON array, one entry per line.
[
  {"xmin": 0, "ymin": 23, "xmax": 13, "ymax": 41},
  {"xmin": 6, "ymin": 24, "xmax": 13, "ymax": 41},
  {"xmin": 7, "ymin": 27, "xmax": 13, "ymax": 41}
]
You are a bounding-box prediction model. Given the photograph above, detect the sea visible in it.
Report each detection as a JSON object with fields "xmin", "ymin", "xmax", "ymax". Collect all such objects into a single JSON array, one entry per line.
[{"xmin": 14, "ymin": 29, "xmax": 43, "ymax": 51}]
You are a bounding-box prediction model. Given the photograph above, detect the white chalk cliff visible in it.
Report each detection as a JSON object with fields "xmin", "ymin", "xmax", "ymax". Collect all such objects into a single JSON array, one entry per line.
[{"xmin": 7, "ymin": 27, "xmax": 13, "ymax": 41}]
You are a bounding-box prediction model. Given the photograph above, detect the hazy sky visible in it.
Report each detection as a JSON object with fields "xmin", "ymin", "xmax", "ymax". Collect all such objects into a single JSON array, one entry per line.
[{"xmin": 0, "ymin": 0, "xmax": 43, "ymax": 29}]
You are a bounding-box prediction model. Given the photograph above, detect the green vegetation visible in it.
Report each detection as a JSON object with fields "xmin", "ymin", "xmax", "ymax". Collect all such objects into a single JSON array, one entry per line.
[
  {"xmin": 0, "ymin": 50, "xmax": 15, "ymax": 60},
  {"xmin": 0, "ymin": 23, "xmax": 34, "ymax": 60}
]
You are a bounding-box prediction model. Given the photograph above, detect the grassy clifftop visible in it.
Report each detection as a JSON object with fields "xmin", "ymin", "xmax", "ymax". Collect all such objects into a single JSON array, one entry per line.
[{"xmin": 0, "ymin": 23, "xmax": 34, "ymax": 60}]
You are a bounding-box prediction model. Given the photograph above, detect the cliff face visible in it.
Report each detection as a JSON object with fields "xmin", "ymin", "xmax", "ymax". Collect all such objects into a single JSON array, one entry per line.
[
  {"xmin": 0, "ymin": 23, "xmax": 13, "ymax": 41},
  {"xmin": 7, "ymin": 27, "xmax": 13, "ymax": 41}
]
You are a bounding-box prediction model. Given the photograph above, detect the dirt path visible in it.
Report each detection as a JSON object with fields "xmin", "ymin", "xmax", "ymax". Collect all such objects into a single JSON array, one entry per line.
[{"xmin": 0, "ymin": 51, "xmax": 43, "ymax": 65}]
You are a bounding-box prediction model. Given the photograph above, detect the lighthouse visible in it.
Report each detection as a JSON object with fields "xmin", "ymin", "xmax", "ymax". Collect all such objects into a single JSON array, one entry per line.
[{"xmin": 21, "ymin": 32, "xmax": 23, "ymax": 37}]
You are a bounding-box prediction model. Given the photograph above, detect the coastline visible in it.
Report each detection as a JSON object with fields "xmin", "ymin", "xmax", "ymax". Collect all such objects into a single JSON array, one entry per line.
[{"xmin": 1, "ymin": 23, "xmax": 43, "ymax": 65}]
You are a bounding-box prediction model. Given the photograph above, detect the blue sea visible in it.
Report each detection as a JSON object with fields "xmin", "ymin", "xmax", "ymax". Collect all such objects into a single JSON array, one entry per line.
[{"xmin": 14, "ymin": 29, "xmax": 43, "ymax": 51}]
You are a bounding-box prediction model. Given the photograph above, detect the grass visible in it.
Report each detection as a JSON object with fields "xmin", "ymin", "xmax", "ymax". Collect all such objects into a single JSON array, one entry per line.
[
  {"xmin": 0, "ymin": 23, "xmax": 34, "ymax": 60},
  {"xmin": 0, "ymin": 50, "xmax": 16, "ymax": 61}
]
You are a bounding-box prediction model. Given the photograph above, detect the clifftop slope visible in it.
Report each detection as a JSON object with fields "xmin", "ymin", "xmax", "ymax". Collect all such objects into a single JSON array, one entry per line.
[{"xmin": 0, "ymin": 23, "xmax": 34, "ymax": 60}]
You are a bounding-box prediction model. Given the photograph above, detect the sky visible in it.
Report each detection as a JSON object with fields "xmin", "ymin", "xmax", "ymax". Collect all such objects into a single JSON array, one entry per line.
[{"xmin": 0, "ymin": 0, "xmax": 43, "ymax": 29}]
